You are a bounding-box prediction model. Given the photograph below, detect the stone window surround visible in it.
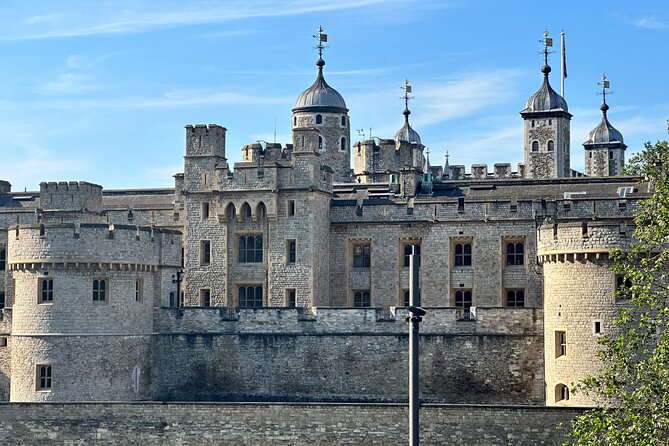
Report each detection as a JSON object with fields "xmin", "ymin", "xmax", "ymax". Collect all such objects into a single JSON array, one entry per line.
[
  {"xmin": 237, "ymin": 234, "xmax": 263, "ymax": 264},
  {"xmin": 504, "ymin": 288, "xmax": 525, "ymax": 307},
  {"xmin": 38, "ymin": 277, "xmax": 54, "ymax": 304},
  {"xmin": 237, "ymin": 284, "xmax": 263, "ymax": 308},
  {"xmin": 285, "ymin": 288, "xmax": 296, "ymax": 307},
  {"xmin": 555, "ymin": 383, "xmax": 569, "ymax": 402},
  {"xmin": 201, "ymin": 202, "xmax": 210, "ymax": 220},
  {"xmin": 350, "ymin": 238, "xmax": 371, "ymax": 269},
  {"xmin": 503, "ymin": 236, "xmax": 526, "ymax": 267},
  {"xmin": 352, "ymin": 289, "xmax": 371, "ymax": 308},
  {"xmin": 453, "ymin": 288, "xmax": 473, "ymax": 309},
  {"xmin": 401, "ymin": 238, "xmax": 421, "ymax": 268},
  {"xmin": 451, "ymin": 236, "xmax": 473, "ymax": 268},
  {"xmin": 555, "ymin": 330, "xmax": 567, "ymax": 358},
  {"xmin": 286, "ymin": 239, "xmax": 296, "ymax": 265},
  {"xmin": 199, "ymin": 240, "xmax": 211, "ymax": 266},
  {"xmin": 0, "ymin": 247, "xmax": 5, "ymax": 270},
  {"xmin": 36, "ymin": 364, "xmax": 52, "ymax": 392},
  {"xmin": 92, "ymin": 278, "xmax": 109, "ymax": 304},
  {"xmin": 199, "ymin": 288, "xmax": 211, "ymax": 307},
  {"xmin": 135, "ymin": 278, "xmax": 144, "ymax": 302}
]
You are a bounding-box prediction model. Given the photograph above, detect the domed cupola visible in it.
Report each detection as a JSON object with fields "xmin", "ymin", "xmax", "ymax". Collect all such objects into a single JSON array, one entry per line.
[
  {"xmin": 522, "ymin": 64, "xmax": 569, "ymax": 113},
  {"xmin": 585, "ymin": 102, "xmax": 624, "ymax": 145},
  {"xmin": 520, "ymin": 31, "xmax": 573, "ymax": 179},
  {"xmin": 293, "ymin": 57, "xmax": 347, "ymax": 113},
  {"xmin": 291, "ymin": 27, "xmax": 351, "ymax": 181},
  {"xmin": 583, "ymin": 74, "xmax": 626, "ymax": 177}
]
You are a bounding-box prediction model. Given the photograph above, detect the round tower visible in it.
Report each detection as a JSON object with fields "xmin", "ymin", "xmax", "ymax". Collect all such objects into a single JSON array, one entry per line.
[
  {"xmin": 538, "ymin": 220, "xmax": 631, "ymax": 406},
  {"xmin": 583, "ymin": 74, "xmax": 627, "ymax": 177},
  {"xmin": 292, "ymin": 27, "xmax": 351, "ymax": 181},
  {"xmin": 520, "ymin": 31, "xmax": 572, "ymax": 179},
  {"xmin": 7, "ymin": 183, "xmax": 180, "ymax": 402}
]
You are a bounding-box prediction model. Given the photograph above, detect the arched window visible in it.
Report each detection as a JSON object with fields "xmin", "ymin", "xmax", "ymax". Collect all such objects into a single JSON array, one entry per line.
[
  {"xmin": 547, "ymin": 140, "xmax": 555, "ymax": 152},
  {"xmin": 340, "ymin": 137, "xmax": 346, "ymax": 151},
  {"xmin": 531, "ymin": 141, "xmax": 539, "ymax": 152},
  {"xmin": 256, "ymin": 202, "xmax": 267, "ymax": 221},
  {"xmin": 93, "ymin": 279, "xmax": 107, "ymax": 301},
  {"xmin": 225, "ymin": 203, "xmax": 236, "ymax": 220},
  {"xmin": 353, "ymin": 244, "xmax": 371, "ymax": 268},
  {"xmin": 353, "ymin": 290, "xmax": 371, "ymax": 307},
  {"xmin": 403, "ymin": 243, "xmax": 421, "ymax": 267},
  {"xmin": 315, "ymin": 114, "xmax": 322, "ymax": 125},
  {"xmin": 341, "ymin": 116, "xmax": 346, "ymax": 126},
  {"xmin": 318, "ymin": 135, "xmax": 324, "ymax": 151},
  {"xmin": 555, "ymin": 384, "xmax": 570, "ymax": 402},
  {"xmin": 506, "ymin": 289, "xmax": 525, "ymax": 307},
  {"xmin": 506, "ymin": 242, "xmax": 524, "ymax": 265},
  {"xmin": 454, "ymin": 290, "xmax": 473, "ymax": 319},
  {"xmin": 239, "ymin": 285, "xmax": 263, "ymax": 308},
  {"xmin": 293, "ymin": 116, "xmax": 297, "ymax": 126}
]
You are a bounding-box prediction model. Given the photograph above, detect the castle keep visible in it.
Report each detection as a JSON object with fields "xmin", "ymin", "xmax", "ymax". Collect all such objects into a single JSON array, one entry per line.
[{"xmin": 0, "ymin": 31, "xmax": 643, "ymax": 408}]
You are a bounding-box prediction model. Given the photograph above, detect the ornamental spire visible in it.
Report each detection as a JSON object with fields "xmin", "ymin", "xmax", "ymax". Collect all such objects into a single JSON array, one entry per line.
[
  {"xmin": 539, "ymin": 30, "xmax": 556, "ymax": 77},
  {"xmin": 313, "ymin": 26, "xmax": 329, "ymax": 72},
  {"xmin": 400, "ymin": 79, "xmax": 415, "ymax": 124},
  {"xmin": 597, "ymin": 73, "xmax": 612, "ymax": 114}
]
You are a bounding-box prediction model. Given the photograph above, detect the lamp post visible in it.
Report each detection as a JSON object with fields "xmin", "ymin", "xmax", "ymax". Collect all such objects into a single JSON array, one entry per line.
[{"xmin": 407, "ymin": 247, "xmax": 425, "ymax": 446}]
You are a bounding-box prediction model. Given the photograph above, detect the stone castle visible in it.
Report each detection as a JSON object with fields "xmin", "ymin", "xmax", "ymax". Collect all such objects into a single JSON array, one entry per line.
[{"xmin": 0, "ymin": 30, "xmax": 643, "ymax": 408}]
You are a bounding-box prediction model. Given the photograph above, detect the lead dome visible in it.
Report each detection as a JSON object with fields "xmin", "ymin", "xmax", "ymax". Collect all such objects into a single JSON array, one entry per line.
[
  {"xmin": 293, "ymin": 58, "xmax": 347, "ymax": 113},
  {"xmin": 522, "ymin": 64, "xmax": 569, "ymax": 113}
]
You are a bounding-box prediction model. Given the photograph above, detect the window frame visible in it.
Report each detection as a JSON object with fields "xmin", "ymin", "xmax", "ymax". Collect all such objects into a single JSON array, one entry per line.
[
  {"xmin": 555, "ymin": 383, "xmax": 570, "ymax": 402},
  {"xmin": 352, "ymin": 242, "xmax": 371, "ymax": 268},
  {"xmin": 353, "ymin": 290, "xmax": 371, "ymax": 308},
  {"xmin": 402, "ymin": 242, "xmax": 421, "ymax": 268},
  {"xmin": 505, "ymin": 289, "xmax": 525, "ymax": 307},
  {"xmin": 453, "ymin": 240, "xmax": 472, "ymax": 267},
  {"xmin": 0, "ymin": 248, "xmax": 5, "ymax": 270},
  {"xmin": 531, "ymin": 140, "xmax": 539, "ymax": 152},
  {"xmin": 286, "ymin": 239, "xmax": 296, "ymax": 265},
  {"xmin": 92, "ymin": 278, "xmax": 109, "ymax": 303},
  {"xmin": 238, "ymin": 285, "xmax": 263, "ymax": 308},
  {"xmin": 286, "ymin": 288, "xmax": 296, "ymax": 307},
  {"xmin": 199, "ymin": 288, "xmax": 211, "ymax": 307},
  {"xmin": 200, "ymin": 240, "xmax": 211, "ymax": 266},
  {"xmin": 36, "ymin": 364, "xmax": 52, "ymax": 391},
  {"xmin": 504, "ymin": 239, "xmax": 525, "ymax": 267},
  {"xmin": 555, "ymin": 330, "xmax": 567, "ymax": 358},
  {"xmin": 201, "ymin": 202, "xmax": 210, "ymax": 220},
  {"xmin": 238, "ymin": 234, "xmax": 263, "ymax": 263},
  {"xmin": 135, "ymin": 278, "xmax": 144, "ymax": 302},
  {"xmin": 39, "ymin": 278, "xmax": 54, "ymax": 304}
]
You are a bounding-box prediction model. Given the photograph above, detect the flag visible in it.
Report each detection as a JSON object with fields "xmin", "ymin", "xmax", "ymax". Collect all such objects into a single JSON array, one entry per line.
[{"xmin": 561, "ymin": 33, "xmax": 567, "ymax": 79}]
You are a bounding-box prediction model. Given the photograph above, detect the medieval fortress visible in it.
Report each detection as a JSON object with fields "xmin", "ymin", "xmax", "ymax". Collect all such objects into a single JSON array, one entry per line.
[{"xmin": 0, "ymin": 31, "xmax": 643, "ymax": 408}]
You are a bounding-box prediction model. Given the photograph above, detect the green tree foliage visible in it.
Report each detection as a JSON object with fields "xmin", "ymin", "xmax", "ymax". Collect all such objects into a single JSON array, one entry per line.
[{"xmin": 565, "ymin": 140, "xmax": 669, "ymax": 445}]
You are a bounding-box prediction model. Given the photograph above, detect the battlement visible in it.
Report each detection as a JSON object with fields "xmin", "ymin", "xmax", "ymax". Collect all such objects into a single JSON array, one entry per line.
[
  {"xmin": 39, "ymin": 181, "xmax": 102, "ymax": 214},
  {"xmin": 537, "ymin": 221, "xmax": 633, "ymax": 261},
  {"xmin": 184, "ymin": 124, "xmax": 227, "ymax": 158},
  {"xmin": 240, "ymin": 142, "xmax": 292, "ymax": 163},
  {"xmin": 444, "ymin": 163, "xmax": 525, "ymax": 180},
  {"xmin": 0, "ymin": 180, "xmax": 11, "ymax": 195},
  {"xmin": 8, "ymin": 222, "xmax": 180, "ymax": 268},
  {"xmin": 154, "ymin": 306, "xmax": 543, "ymax": 336}
]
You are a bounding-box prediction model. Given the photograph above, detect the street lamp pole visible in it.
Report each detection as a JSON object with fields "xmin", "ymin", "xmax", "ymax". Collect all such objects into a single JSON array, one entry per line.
[{"xmin": 407, "ymin": 246, "xmax": 424, "ymax": 446}]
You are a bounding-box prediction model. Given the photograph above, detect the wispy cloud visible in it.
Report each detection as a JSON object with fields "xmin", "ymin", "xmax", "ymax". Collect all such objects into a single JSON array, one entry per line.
[
  {"xmin": 39, "ymin": 72, "xmax": 99, "ymax": 95},
  {"xmin": 5, "ymin": 0, "xmax": 413, "ymax": 41},
  {"xmin": 634, "ymin": 16, "xmax": 669, "ymax": 30}
]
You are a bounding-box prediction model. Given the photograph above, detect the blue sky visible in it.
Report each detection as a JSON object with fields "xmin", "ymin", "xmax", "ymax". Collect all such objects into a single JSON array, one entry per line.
[{"xmin": 1, "ymin": 0, "xmax": 668, "ymax": 191}]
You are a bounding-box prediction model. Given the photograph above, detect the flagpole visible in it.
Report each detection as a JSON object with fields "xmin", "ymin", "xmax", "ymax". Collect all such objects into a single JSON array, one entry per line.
[{"xmin": 560, "ymin": 31, "xmax": 566, "ymax": 98}]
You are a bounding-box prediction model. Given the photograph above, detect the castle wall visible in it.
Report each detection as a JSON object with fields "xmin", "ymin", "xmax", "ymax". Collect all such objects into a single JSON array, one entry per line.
[
  {"xmin": 151, "ymin": 307, "xmax": 544, "ymax": 404},
  {"xmin": 0, "ymin": 402, "xmax": 583, "ymax": 445}
]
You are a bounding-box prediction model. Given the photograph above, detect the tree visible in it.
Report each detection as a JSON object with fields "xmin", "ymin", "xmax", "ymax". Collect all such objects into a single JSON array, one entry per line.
[{"xmin": 565, "ymin": 140, "xmax": 669, "ymax": 445}]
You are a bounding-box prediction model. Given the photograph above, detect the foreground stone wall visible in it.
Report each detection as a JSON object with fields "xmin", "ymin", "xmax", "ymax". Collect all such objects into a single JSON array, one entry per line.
[{"xmin": 0, "ymin": 402, "xmax": 582, "ymax": 445}]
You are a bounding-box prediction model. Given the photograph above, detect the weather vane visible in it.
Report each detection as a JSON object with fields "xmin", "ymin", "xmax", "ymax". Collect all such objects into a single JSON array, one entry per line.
[
  {"xmin": 400, "ymin": 79, "xmax": 415, "ymax": 110},
  {"xmin": 539, "ymin": 30, "xmax": 555, "ymax": 65},
  {"xmin": 597, "ymin": 73, "xmax": 612, "ymax": 104},
  {"xmin": 313, "ymin": 26, "xmax": 329, "ymax": 58}
]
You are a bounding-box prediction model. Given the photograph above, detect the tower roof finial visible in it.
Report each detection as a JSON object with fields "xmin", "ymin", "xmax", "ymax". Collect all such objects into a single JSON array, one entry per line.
[
  {"xmin": 400, "ymin": 79, "xmax": 414, "ymax": 123},
  {"xmin": 597, "ymin": 73, "xmax": 612, "ymax": 114},
  {"xmin": 313, "ymin": 26, "xmax": 329, "ymax": 70},
  {"xmin": 539, "ymin": 30, "xmax": 555, "ymax": 76}
]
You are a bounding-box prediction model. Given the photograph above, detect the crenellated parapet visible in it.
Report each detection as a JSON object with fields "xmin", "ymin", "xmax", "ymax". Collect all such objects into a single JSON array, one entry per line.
[
  {"xmin": 537, "ymin": 221, "xmax": 633, "ymax": 263},
  {"xmin": 38, "ymin": 182, "xmax": 103, "ymax": 224}
]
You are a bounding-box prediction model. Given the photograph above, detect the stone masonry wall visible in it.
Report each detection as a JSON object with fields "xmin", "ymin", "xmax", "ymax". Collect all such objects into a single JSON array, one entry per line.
[
  {"xmin": 0, "ymin": 402, "xmax": 582, "ymax": 445},
  {"xmin": 151, "ymin": 307, "xmax": 544, "ymax": 404}
]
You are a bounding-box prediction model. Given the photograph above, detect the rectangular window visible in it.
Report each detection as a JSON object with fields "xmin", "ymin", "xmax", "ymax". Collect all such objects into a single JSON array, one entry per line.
[
  {"xmin": 505, "ymin": 289, "xmax": 525, "ymax": 307},
  {"xmin": 0, "ymin": 292, "xmax": 5, "ymax": 309},
  {"xmin": 555, "ymin": 331, "xmax": 567, "ymax": 358},
  {"xmin": 593, "ymin": 320, "xmax": 602, "ymax": 335},
  {"xmin": 0, "ymin": 337, "xmax": 7, "ymax": 348},
  {"xmin": 287, "ymin": 200, "xmax": 296, "ymax": 217},
  {"xmin": 92, "ymin": 279, "xmax": 107, "ymax": 302},
  {"xmin": 200, "ymin": 240, "xmax": 211, "ymax": 266},
  {"xmin": 200, "ymin": 288, "xmax": 211, "ymax": 307},
  {"xmin": 352, "ymin": 243, "xmax": 371, "ymax": 268},
  {"xmin": 353, "ymin": 290, "xmax": 371, "ymax": 307},
  {"xmin": 135, "ymin": 279, "xmax": 143, "ymax": 302},
  {"xmin": 0, "ymin": 248, "xmax": 5, "ymax": 270},
  {"xmin": 286, "ymin": 240, "xmax": 296, "ymax": 264},
  {"xmin": 201, "ymin": 202, "xmax": 210, "ymax": 220},
  {"xmin": 39, "ymin": 278, "xmax": 54, "ymax": 303},
  {"xmin": 615, "ymin": 274, "xmax": 632, "ymax": 300},
  {"xmin": 453, "ymin": 240, "xmax": 472, "ymax": 267},
  {"xmin": 36, "ymin": 364, "xmax": 52, "ymax": 391},
  {"xmin": 286, "ymin": 289, "xmax": 296, "ymax": 307},
  {"xmin": 239, "ymin": 285, "xmax": 263, "ymax": 308},
  {"xmin": 504, "ymin": 239, "xmax": 525, "ymax": 266},
  {"xmin": 239, "ymin": 235, "xmax": 263, "ymax": 263},
  {"xmin": 402, "ymin": 243, "xmax": 421, "ymax": 267}
]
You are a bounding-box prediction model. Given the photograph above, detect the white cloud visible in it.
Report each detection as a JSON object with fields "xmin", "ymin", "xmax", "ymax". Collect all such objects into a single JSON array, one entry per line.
[
  {"xmin": 5, "ymin": 0, "xmax": 416, "ymax": 40},
  {"xmin": 634, "ymin": 16, "xmax": 669, "ymax": 30},
  {"xmin": 39, "ymin": 72, "xmax": 99, "ymax": 95}
]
